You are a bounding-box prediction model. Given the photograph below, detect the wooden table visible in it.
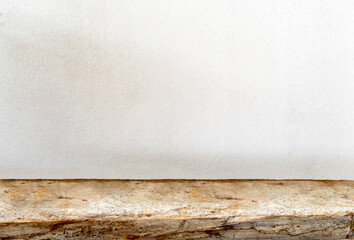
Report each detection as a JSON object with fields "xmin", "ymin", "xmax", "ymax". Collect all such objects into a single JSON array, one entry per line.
[{"xmin": 0, "ymin": 180, "xmax": 353, "ymax": 239}]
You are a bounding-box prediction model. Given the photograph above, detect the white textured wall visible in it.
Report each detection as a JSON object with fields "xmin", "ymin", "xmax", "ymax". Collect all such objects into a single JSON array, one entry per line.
[{"xmin": 0, "ymin": 0, "xmax": 354, "ymax": 179}]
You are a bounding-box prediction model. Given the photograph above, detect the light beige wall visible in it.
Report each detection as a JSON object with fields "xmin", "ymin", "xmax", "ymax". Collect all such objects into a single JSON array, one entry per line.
[{"xmin": 1, "ymin": 0, "xmax": 353, "ymax": 179}]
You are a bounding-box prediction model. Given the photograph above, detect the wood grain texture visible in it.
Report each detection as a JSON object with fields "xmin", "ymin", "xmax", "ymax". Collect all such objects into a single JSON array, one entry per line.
[{"xmin": 0, "ymin": 180, "xmax": 353, "ymax": 239}]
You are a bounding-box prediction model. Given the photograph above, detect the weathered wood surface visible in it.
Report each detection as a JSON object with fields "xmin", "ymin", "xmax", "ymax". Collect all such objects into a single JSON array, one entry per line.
[{"xmin": 0, "ymin": 180, "xmax": 353, "ymax": 239}]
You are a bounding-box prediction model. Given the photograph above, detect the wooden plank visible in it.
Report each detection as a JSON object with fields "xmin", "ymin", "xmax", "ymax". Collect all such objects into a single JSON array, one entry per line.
[{"xmin": 0, "ymin": 180, "xmax": 353, "ymax": 239}]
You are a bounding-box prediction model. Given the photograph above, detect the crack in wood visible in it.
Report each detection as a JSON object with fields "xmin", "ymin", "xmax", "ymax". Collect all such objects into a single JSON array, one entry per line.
[{"xmin": 346, "ymin": 213, "xmax": 354, "ymax": 239}]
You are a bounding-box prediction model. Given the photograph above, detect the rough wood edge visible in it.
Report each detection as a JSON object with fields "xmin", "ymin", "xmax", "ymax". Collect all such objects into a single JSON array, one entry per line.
[{"xmin": 0, "ymin": 180, "xmax": 353, "ymax": 239}]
